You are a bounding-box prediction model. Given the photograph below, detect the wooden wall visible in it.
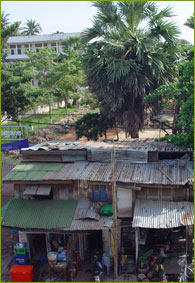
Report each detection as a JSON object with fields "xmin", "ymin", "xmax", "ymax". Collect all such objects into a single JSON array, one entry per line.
[{"xmin": 136, "ymin": 186, "xmax": 190, "ymax": 201}]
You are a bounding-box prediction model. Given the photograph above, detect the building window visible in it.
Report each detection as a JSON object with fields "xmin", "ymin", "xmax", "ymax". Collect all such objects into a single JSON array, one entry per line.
[
  {"xmin": 92, "ymin": 185, "xmax": 108, "ymax": 202},
  {"xmin": 36, "ymin": 48, "xmax": 39, "ymax": 53},
  {"xmin": 17, "ymin": 49, "xmax": 21, "ymax": 55},
  {"xmin": 10, "ymin": 45, "xmax": 16, "ymax": 55},
  {"xmin": 51, "ymin": 42, "xmax": 57, "ymax": 52},
  {"xmin": 35, "ymin": 43, "xmax": 42, "ymax": 47},
  {"xmin": 43, "ymin": 43, "xmax": 47, "ymax": 47},
  {"xmin": 24, "ymin": 44, "xmax": 30, "ymax": 51}
]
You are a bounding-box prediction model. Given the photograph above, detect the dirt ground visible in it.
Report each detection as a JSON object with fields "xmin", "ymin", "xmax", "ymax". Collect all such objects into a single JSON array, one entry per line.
[{"xmin": 57, "ymin": 127, "xmax": 170, "ymax": 141}]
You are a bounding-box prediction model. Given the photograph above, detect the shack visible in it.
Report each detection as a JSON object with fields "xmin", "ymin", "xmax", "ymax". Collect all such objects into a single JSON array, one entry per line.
[{"xmin": 2, "ymin": 139, "xmax": 194, "ymax": 280}]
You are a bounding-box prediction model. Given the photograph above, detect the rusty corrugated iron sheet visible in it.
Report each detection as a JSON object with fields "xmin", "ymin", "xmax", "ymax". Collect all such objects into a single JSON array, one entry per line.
[
  {"xmin": 22, "ymin": 139, "xmax": 193, "ymax": 152},
  {"xmin": 132, "ymin": 199, "xmax": 194, "ymax": 228},
  {"xmin": 43, "ymin": 161, "xmax": 194, "ymax": 185},
  {"xmin": 74, "ymin": 198, "xmax": 100, "ymax": 221},
  {"xmin": 67, "ymin": 216, "xmax": 113, "ymax": 231}
]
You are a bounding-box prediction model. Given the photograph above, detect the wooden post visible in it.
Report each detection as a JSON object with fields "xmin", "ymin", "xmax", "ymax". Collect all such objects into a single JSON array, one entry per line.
[
  {"xmin": 111, "ymin": 150, "xmax": 118, "ymax": 279},
  {"xmin": 135, "ymin": 228, "xmax": 139, "ymax": 264},
  {"xmin": 186, "ymin": 225, "xmax": 193, "ymax": 263}
]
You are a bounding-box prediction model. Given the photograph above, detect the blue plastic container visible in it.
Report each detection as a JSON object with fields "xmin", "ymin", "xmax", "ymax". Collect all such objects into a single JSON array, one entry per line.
[{"xmin": 14, "ymin": 255, "xmax": 28, "ymax": 265}]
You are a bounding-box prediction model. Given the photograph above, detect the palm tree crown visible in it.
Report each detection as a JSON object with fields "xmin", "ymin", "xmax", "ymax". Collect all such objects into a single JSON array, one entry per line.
[
  {"xmin": 1, "ymin": 11, "xmax": 10, "ymax": 30},
  {"xmin": 82, "ymin": 1, "xmax": 180, "ymax": 137},
  {"xmin": 23, "ymin": 19, "xmax": 42, "ymax": 36}
]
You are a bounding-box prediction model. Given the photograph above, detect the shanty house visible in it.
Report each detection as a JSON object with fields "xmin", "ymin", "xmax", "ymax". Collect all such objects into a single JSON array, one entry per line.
[{"xmin": 2, "ymin": 139, "xmax": 194, "ymax": 276}]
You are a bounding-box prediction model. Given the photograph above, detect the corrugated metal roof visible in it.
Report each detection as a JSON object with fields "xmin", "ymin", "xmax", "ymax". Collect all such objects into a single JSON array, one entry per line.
[
  {"xmin": 2, "ymin": 199, "xmax": 78, "ymax": 229},
  {"xmin": 3, "ymin": 160, "xmax": 193, "ymax": 185},
  {"xmin": 44, "ymin": 161, "xmax": 193, "ymax": 186},
  {"xmin": 3, "ymin": 162, "xmax": 64, "ymax": 181},
  {"xmin": 74, "ymin": 198, "xmax": 100, "ymax": 221},
  {"xmin": 22, "ymin": 139, "xmax": 193, "ymax": 153},
  {"xmin": 24, "ymin": 185, "xmax": 51, "ymax": 196},
  {"xmin": 132, "ymin": 199, "xmax": 194, "ymax": 228},
  {"xmin": 67, "ymin": 216, "xmax": 113, "ymax": 231},
  {"xmin": 7, "ymin": 33, "xmax": 81, "ymax": 44}
]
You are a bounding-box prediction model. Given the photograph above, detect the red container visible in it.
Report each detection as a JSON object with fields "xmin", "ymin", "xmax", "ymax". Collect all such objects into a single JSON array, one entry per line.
[{"xmin": 10, "ymin": 265, "xmax": 33, "ymax": 282}]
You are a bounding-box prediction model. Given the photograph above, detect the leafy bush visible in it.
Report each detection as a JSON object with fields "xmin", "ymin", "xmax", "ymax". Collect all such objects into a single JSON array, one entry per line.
[{"xmin": 74, "ymin": 113, "xmax": 114, "ymax": 141}]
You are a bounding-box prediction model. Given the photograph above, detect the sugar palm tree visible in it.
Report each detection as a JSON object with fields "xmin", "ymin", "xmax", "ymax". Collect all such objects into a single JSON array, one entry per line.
[
  {"xmin": 23, "ymin": 19, "xmax": 42, "ymax": 35},
  {"xmin": 1, "ymin": 11, "xmax": 10, "ymax": 30},
  {"xmin": 82, "ymin": 1, "xmax": 180, "ymax": 137}
]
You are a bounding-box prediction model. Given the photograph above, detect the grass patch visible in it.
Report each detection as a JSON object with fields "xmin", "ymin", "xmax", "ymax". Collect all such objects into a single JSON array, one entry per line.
[{"xmin": 3, "ymin": 107, "xmax": 99, "ymax": 138}]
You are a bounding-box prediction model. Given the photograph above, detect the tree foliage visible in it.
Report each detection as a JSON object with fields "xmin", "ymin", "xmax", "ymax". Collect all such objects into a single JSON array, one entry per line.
[
  {"xmin": 75, "ymin": 113, "xmax": 114, "ymax": 141},
  {"xmin": 26, "ymin": 48, "xmax": 58, "ymax": 123},
  {"xmin": 22, "ymin": 19, "xmax": 42, "ymax": 35},
  {"xmin": 1, "ymin": 62, "xmax": 38, "ymax": 121},
  {"xmin": 144, "ymin": 44, "xmax": 194, "ymax": 149},
  {"xmin": 82, "ymin": 1, "xmax": 180, "ymax": 137},
  {"xmin": 52, "ymin": 36, "xmax": 85, "ymax": 113},
  {"xmin": 184, "ymin": 13, "xmax": 194, "ymax": 29},
  {"xmin": 1, "ymin": 11, "xmax": 21, "ymax": 60}
]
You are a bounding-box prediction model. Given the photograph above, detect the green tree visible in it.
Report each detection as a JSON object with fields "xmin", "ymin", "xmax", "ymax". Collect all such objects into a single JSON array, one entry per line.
[
  {"xmin": 1, "ymin": 61, "xmax": 37, "ymax": 122},
  {"xmin": 144, "ymin": 44, "xmax": 194, "ymax": 148},
  {"xmin": 1, "ymin": 11, "xmax": 10, "ymax": 30},
  {"xmin": 1, "ymin": 11, "xmax": 21, "ymax": 60},
  {"xmin": 52, "ymin": 36, "xmax": 85, "ymax": 114},
  {"xmin": 50, "ymin": 60, "xmax": 83, "ymax": 114},
  {"xmin": 26, "ymin": 48, "xmax": 58, "ymax": 123},
  {"xmin": 22, "ymin": 19, "xmax": 42, "ymax": 35},
  {"xmin": 184, "ymin": 14, "xmax": 194, "ymax": 29},
  {"xmin": 82, "ymin": 1, "xmax": 180, "ymax": 137},
  {"xmin": 75, "ymin": 113, "xmax": 114, "ymax": 141}
]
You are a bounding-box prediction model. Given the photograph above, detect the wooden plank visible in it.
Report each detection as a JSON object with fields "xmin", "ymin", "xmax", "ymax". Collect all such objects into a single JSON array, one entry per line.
[
  {"xmin": 22, "ymin": 150, "xmax": 86, "ymax": 156},
  {"xmin": 158, "ymin": 167, "xmax": 174, "ymax": 183}
]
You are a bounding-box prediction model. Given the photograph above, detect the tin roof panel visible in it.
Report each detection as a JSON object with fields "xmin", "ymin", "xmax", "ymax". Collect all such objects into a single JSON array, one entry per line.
[
  {"xmin": 2, "ymin": 199, "xmax": 78, "ymax": 229},
  {"xmin": 132, "ymin": 199, "xmax": 194, "ymax": 228}
]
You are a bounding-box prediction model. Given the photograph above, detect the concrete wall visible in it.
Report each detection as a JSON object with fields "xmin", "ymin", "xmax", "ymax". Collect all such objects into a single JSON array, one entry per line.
[{"xmin": 6, "ymin": 41, "xmax": 64, "ymax": 60}]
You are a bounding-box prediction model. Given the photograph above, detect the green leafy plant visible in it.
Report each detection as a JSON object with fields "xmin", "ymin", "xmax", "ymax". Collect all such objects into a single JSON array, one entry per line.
[
  {"xmin": 74, "ymin": 113, "xmax": 115, "ymax": 141},
  {"xmin": 138, "ymin": 249, "xmax": 153, "ymax": 268}
]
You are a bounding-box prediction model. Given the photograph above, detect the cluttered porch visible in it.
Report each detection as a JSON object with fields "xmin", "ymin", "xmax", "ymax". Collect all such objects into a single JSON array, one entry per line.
[
  {"xmin": 2, "ymin": 197, "xmax": 115, "ymax": 282},
  {"xmin": 119, "ymin": 199, "xmax": 194, "ymax": 282}
]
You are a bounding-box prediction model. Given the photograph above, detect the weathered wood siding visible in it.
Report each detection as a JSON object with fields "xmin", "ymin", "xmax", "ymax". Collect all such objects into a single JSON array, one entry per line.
[{"xmin": 136, "ymin": 186, "xmax": 187, "ymax": 201}]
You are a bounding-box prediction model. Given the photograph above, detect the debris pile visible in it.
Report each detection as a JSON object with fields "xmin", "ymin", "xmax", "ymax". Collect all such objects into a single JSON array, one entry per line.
[{"xmin": 28, "ymin": 107, "xmax": 90, "ymax": 144}]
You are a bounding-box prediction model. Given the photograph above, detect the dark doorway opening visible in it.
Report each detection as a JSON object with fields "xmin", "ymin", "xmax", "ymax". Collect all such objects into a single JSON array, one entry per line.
[
  {"xmin": 87, "ymin": 230, "xmax": 102, "ymax": 252},
  {"xmin": 30, "ymin": 233, "xmax": 47, "ymax": 259}
]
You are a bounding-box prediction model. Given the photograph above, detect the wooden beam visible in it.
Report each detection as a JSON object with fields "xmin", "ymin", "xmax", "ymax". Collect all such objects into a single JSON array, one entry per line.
[
  {"xmin": 158, "ymin": 167, "xmax": 174, "ymax": 183},
  {"xmin": 3, "ymin": 180, "xmax": 72, "ymax": 185},
  {"xmin": 111, "ymin": 151, "xmax": 118, "ymax": 279},
  {"xmin": 135, "ymin": 227, "xmax": 139, "ymax": 264}
]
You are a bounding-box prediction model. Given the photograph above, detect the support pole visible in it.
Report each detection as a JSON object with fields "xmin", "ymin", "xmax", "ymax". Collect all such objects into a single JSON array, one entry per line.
[
  {"xmin": 111, "ymin": 150, "xmax": 118, "ymax": 279},
  {"xmin": 135, "ymin": 228, "xmax": 139, "ymax": 264},
  {"xmin": 186, "ymin": 225, "xmax": 193, "ymax": 263}
]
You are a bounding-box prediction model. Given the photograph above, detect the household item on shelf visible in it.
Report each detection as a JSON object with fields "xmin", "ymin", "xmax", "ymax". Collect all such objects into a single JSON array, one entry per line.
[
  {"xmin": 14, "ymin": 255, "xmax": 28, "ymax": 265},
  {"xmin": 10, "ymin": 265, "xmax": 33, "ymax": 282},
  {"xmin": 14, "ymin": 242, "xmax": 27, "ymax": 255},
  {"xmin": 48, "ymin": 252, "xmax": 57, "ymax": 267},
  {"xmin": 11, "ymin": 230, "xmax": 19, "ymax": 241},
  {"xmin": 57, "ymin": 252, "xmax": 67, "ymax": 261},
  {"xmin": 100, "ymin": 203, "xmax": 113, "ymax": 216}
]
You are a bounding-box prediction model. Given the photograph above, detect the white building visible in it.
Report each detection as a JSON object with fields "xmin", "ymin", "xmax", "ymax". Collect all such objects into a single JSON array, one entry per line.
[{"xmin": 6, "ymin": 32, "xmax": 80, "ymax": 61}]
